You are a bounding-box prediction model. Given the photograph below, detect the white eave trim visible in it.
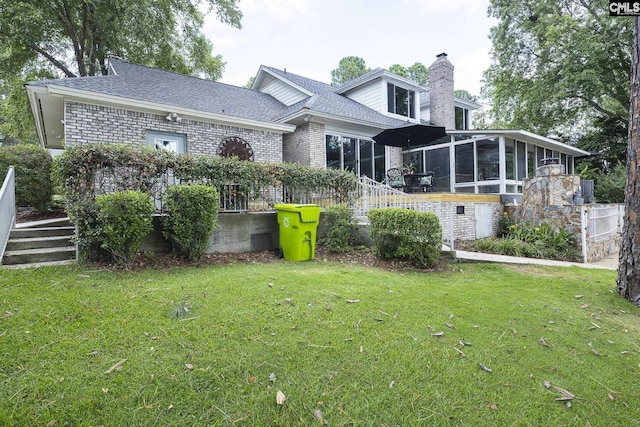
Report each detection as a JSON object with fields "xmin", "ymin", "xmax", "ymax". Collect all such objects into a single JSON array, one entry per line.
[
  {"xmin": 450, "ymin": 129, "xmax": 592, "ymax": 156},
  {"xmin": 337, "ymin": 69, "xmax": 426, "ymax": 94},
  {"xmin": 44, "ymin": 84, "xmax": 296, "ymax": 133},
  {"xmin": 280, "ymin": 108, "xmax": 404, "ymax": 131},
  {"xmin": 24, "ymin": 85, "xmax": 49, "ymax": 147},
  {"xmin": 255, "ymin": 67, "xmax": 315, "ymax": 97}
]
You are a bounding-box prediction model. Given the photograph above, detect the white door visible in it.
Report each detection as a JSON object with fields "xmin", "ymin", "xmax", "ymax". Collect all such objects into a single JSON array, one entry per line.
[{"xmin": 475, "ymin": 204, "xmax": 495, "ymax": 239}]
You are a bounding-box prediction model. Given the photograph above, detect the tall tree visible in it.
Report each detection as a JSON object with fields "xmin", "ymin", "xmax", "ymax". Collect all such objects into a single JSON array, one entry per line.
[
  {"xmin": 406, "ymin": 62, "xmax": 429, "ymax": 85},
  {"xmin": 387, "ymin": 62, "xmax": 429, "ymax": 85},
  {"xmin": 0, "ymin": 0, "xmax": 242, "ymax": 79},
  {"xmin": 618, "ymin": 16, "xmax": 640, "ymax": 305},
  {"xmin": 389, "ymin": 64, "xmax": 408, "ymax": 78},
  {"xmin": 331, "ymin": 56, "xmax": 370, "ymax": 86},
  {"xmin": 0, "ymin": 0, "xmax": 242, "ymax": 144},
  {"xmin": 483, "ymin": 0, "xmax": 632, "ymax": 155}
]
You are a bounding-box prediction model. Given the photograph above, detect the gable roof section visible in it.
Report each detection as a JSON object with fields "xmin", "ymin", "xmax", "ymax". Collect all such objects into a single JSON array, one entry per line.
[
  {"xmin": 254, "ymin": 66, "xmax": 407, "ymax": 128},
  {"xmin": 336, "ymin": 68, "xmax": 426, "ymax": 94}
]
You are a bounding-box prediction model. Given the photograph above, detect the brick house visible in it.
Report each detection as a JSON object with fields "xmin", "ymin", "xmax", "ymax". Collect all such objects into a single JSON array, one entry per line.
[{"xmin": 25, "ymin": 53, "xmax": 589, "ymax": 196}]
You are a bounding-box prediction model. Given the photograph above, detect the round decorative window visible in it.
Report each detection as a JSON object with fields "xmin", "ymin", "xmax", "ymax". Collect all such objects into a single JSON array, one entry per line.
[{"xmin": 217, "ymin": 136, "xmax": 254, "ymax": 161}]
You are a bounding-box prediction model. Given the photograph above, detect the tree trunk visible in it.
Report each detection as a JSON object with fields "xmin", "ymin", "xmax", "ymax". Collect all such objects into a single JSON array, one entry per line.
[{"xmin": 618, "ymin": 17, "xmax": 640, "ymax": 304}]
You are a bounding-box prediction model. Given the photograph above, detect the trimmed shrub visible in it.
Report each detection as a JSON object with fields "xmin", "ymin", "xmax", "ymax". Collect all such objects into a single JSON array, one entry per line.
[
  {"xmin": 368, "ymin": 208, "xmax": 442, "ymax": 268},
  {"xmin": 0, "ymin": 144, "xmax": 53, "ymax": 212},
  {"xmin": 162, "ymin": 184, "xmax": 219, "ymax": 262},
  {"xmin": 95, "ymin": 191, "xmax": 154, "ymax": 267},
  {"xmin": 322, "ymin": 204, "xmax": 360, "ymax": 253}
]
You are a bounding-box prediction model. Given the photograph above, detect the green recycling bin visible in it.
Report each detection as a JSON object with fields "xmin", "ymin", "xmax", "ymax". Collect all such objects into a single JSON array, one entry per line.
[{"xmin": 274, "ymin": 204, "xmax": 321, "ymax": 261}]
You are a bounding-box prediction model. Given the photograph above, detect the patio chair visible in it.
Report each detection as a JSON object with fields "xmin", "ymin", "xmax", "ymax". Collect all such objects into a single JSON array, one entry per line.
[
  {"xmin": 386, "ymin": 168, "xmax": 405, "ymax": 190},
  {"xmin": 418, "ymin": 171, "xmax": 435, "ymax": 192}
]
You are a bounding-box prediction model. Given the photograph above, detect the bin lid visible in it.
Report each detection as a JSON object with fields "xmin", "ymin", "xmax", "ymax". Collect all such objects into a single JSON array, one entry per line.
[{"xmin": 274, "ymin": 204, "xmax": 321, "ymax": 222}]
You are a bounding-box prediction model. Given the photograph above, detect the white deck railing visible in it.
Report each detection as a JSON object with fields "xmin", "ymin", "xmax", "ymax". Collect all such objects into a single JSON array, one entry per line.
[
  {"xmin": 588, "ymin": 204, "xmax": 624, "ymax": 243},
  {"xmin": 0, "ymin": 166, "xmax": 16, "ymax": 263},
  {"xmin": 351, "ymin": 176, "xmax": 455, "ymax": 248}
]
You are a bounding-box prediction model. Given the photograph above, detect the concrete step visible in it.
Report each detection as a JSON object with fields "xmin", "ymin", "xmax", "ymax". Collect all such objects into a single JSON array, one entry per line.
[
  {"xmin": 14, "ymin": 217, "xmax": 72, "ymax": 228},
  {"xmin": 2, "ymin": 259, "xmax": 76, "ymax": 270},
  {"xmin": 6, "ymin": 235, "xmax": 74, "ymax": 251},
  {"xmin": 2, "ymin": 246, "xmax": 76, "ymax": 266},
  {"xmin": 9, "ymin": 226, "xmax": 75, "ymax": 239}
]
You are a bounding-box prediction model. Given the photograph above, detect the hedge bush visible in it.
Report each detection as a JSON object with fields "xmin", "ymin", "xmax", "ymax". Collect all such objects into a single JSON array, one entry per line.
[
  {"xmin": 368, "ymin": 208, "xmax": 442, "ymax": 268},
  {"xmin": 95, "ymin": 191, "xmax": 155, "ymax": 268},
  {"xmin": 163, "ymin": 184, "xmax": 219, "ymax": 262},
  {"xmin": 0, "ymin": 143, "xmax": 53, "ymax": 212},
  {"xmin": 321, "ymin": 204, "xmax": 360, "ymax": 253}
]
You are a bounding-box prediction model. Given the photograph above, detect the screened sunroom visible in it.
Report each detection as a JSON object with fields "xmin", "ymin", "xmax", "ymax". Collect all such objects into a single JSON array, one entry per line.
[{"xmin": 401, "ymin": 130, "xmax": 591, "ymax": 195}]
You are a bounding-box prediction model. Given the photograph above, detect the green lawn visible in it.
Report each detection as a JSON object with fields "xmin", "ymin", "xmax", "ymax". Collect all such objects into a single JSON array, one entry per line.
[{"xmin": 0, "ymin": 260, "xmax": 638, "ymax": 426}]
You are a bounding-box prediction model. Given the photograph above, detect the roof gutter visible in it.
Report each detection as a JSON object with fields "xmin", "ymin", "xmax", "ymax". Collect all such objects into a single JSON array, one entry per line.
[{"xmin": 279, "ymin": 108, "xmax": 405, "ymax": 131}]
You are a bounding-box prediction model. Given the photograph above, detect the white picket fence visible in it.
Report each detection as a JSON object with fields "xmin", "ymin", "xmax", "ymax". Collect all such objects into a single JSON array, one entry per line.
[
  {"xmin": 0, "ymin": 167, "xmax": 16, "ymax": 263},
  {"xmin": 588, "ymin": 204, "xmax": 624, "ymax": 243}
]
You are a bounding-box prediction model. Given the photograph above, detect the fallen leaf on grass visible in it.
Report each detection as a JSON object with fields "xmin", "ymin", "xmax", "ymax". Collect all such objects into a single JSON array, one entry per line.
[
  {"xmin": 431, "ymin": 332, "xmax": 445, "ymax": 337},
  {"xmin": 248, "ymin": 376, "xmax": 257, "ymax": 383},
  {"xmin": 479, "ymin": 363, "xmax": 493, "ymax": 373},
  {"xmin": 346, "ymin": 299, "xmax": 361, "ymax": 304},
  {"xmin": 580, "ymin": 304, "xmax": 590, "ymax": 309},
  {"xmin": 269, "ymin": 373, "xmax": 276, "ymax": 382},
  {"xmin": 104, "ymin": 359, "xmax": 126, "ymax": 374},
  {"xmin": 314, "ymin": 409, "xmax": 327, "ymax": 424},
  {"xmin": 46, "ymin": 420, "xmax": 57, "ymax": 426},
  {"xmin": 389, "ymin": 380, "xmax": 395, "ymax": 388},
  {"xmin": 445, "ymin": 322, "xmax": 456, "ymax": 329},
  {"xmin": 378, "ymin": 310, "xmax": 389, "ymax": 316},
  {"xmin": 591, "ymin": 349, "xmax": 601, "ymax": 356},
  {"xmin": 489, "ymin": 404, "xmax": 498, "ymax": 410},
  {"xmin": 544, "ymin": 381, "xmax": 551, "ymax": 389},
  {"xmin": 453, "ymin": 347, "xmax": 466, "ymax": 357},
  {"xmin": 276, "ymin": 390, "xmax": 286, "ymax": 405},
  {"xmin": 185, "ymin": 364, "xmax": 194, "ymax": 370},
  {"xmin": 574, "ymin": 295, "xmax": 583, "ymax": 299},
  {"xmin": 539, "ymin": 337, "xmax": 552, "ymax": 347},
  {"xmin": 608, "ymin": 393, "xmax": 615, "ymax": 401}
]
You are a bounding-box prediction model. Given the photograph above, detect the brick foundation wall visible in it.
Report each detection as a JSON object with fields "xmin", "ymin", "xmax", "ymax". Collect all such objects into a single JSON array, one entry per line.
[{"xmin": 65, "ymin": 102, "xmax": 283, "ymax": 162}]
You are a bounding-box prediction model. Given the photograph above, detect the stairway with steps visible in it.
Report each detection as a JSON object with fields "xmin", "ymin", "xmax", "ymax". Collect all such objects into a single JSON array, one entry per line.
[{"xmin": 2, "ymin": 218, "xmax": 76, "ymax": 268}]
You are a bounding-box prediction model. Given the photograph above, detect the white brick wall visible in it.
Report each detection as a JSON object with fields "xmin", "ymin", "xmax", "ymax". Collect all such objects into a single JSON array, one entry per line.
[
  {"xmin": 65, "ymin": 102, "xmax": 283, "ymax": 162},
  {"xmin": 283, "ymin": 122, "xmax": 325, "ymax": 168}
]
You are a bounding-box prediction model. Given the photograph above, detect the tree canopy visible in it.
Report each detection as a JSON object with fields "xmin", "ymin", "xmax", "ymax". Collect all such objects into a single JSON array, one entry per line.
[
  {"xmin": 0, "ymin": 0, "xmax": 242, "ymax": 79},
  {"xmin": 389, "ymin": 63, "xmax": 429, "ymax": 85},
  {"xmin": 482, "ymin": 0, "xmax": 632, "ymax": 165},
  {"xmin": 0, "ymin": 0, "xmax": 242, "ymax": 144},
  {"xmin": 330, "ymin": 56, "xmax": 370, "ymax": 86}
]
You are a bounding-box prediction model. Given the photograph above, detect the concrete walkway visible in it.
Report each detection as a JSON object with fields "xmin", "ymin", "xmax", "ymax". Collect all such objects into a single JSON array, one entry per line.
[{"xmin": 453, "ymin": 249, "xmax": 618, "ymax": 270}]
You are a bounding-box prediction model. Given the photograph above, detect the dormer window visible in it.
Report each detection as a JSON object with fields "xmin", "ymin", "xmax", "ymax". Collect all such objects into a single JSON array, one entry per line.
[
  {"xmin": 387, "ymin": 83, "xmax": 415, "ymax": 119},
  {"xmin": 455, "ymin": 107, "xmax": 470, "ymax": 130}
]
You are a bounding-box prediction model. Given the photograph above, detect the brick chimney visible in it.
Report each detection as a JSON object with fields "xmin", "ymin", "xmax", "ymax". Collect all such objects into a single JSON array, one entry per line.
[{"xmin": 429, "ymin": 52, "xmax": 455, "ymax": 130}]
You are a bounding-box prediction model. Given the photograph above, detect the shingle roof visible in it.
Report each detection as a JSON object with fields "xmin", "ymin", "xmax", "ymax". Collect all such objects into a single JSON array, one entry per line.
[
  {"xmin": 28, "ymin": 59, "xmax": 408, "ymax": 129},
  {"xmin": 28, "ymin": 59, "xmax": 288, "ymax": 123},
  {"xmin": 261, "ymin": 66, "xmax": 337, "ymax": 95},
  {"xmin": 259, "ymin": 66, "xmax": 407, "ymax": 127}
]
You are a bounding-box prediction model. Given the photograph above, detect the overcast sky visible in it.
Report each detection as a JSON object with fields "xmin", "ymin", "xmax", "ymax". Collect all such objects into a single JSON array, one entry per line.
[{"xmin": 204, "ymin": 0, "xmax": 497, "ymax": 96}]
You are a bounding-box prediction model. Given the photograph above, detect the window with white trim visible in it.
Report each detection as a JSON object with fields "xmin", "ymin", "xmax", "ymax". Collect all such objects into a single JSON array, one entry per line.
[
  {"xmin": 387, "ymin": 83, "xmax": 415, "ymax": 119},
  {"xmin": 146, "ymin": 131, "xmax": 186, "ymax": 153}
]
